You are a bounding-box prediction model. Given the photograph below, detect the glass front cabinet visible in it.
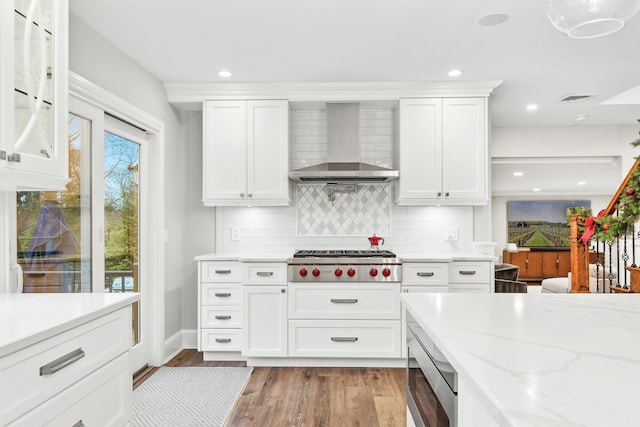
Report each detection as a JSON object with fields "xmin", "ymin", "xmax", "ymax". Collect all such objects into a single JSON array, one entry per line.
[{"xmin": 1, "ymin": 0, "xmax": 69, "ymax": 190}]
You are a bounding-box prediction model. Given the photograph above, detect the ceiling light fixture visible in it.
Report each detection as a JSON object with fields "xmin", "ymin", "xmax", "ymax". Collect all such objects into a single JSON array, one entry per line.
[
  {"xmin": 577, "ymin": 181, "xmax": 587, "ymax": 185},
  {"xmin": 478, "ymin": 13, "xmax": 510, "ymax": 26},
  {"xmin": 546, "ymin": 0, "xmax": 640, "ymax": 39},
  {"xmin": 513, "ymin": 171, "xmax": 524, "ymax": 177},
  {"xmin": 448, "ymin": 69, "xmax": 463, "ymax": 77},
  {"xmin": 526, "ymin": 104, "xmax": 538, "ymax": 111},
  {"xmin": 218, "ymin": 70, "xmax": 232, "ymax": 78},
  {"xmin": 533, "ymin": 188, "xmax": 541, "ymax": 192},
  {"xmin": 575, "ymin": 115, "xmax": 589, "ymax": 121}
]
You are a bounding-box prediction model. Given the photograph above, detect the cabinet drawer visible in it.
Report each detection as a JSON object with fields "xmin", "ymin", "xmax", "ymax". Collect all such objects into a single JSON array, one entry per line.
[
  {"xmin": 202, "ymin": 283, "xmax": 242, "ymax": 305},
  {"xmin": 0, "ymin": 307, "xmax": 131, "ymax": 424},
  {"xmin": 10, "ymin": 352, "xmax": 130, "ymax": 427},
  {"xmin": 449, "ymin": 262, "xmax": 491, "ymax": 283},
  {"xmin": 242, "ymin": 263, "xmax": 287, "ymax": 285},
  {"xmin": 402, "ymin": 263, "xmax": 448, "ymax": 285},
  {"xmin": 201, "ymin": 329, "xmax": 242, "ymax": 352},
  {"xmin": 289, "ymin": 320, "xmax": 401, "ymax": 358},
  {"xmin": 449, "ymin": 283, "xmax": 490, "ymax": 293},
  {"xmin": 401, "ymin": 285, "xmax": 449, "ymax": 294},
  {"xmin": 201, "ymin": 307, "xmax": 242, "ymax": 328},
  {"xmin": 288, "ymin": 284, "xmax": 400, "ymax": 320},
  {"xmin": 201, "ymin": 261, "xmax": 241, "ymax": 283}
]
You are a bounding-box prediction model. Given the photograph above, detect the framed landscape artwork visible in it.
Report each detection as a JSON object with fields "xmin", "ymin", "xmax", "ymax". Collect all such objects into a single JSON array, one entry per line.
[{"xmin": 507, "ymin": 200, "xmax": 591, "ymax": 249}]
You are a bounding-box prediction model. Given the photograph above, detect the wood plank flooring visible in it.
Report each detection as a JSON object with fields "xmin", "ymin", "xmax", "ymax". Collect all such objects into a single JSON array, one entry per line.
[{"xmin": 137, "ymin": 349, "xmax": 407, "ymax": 427}]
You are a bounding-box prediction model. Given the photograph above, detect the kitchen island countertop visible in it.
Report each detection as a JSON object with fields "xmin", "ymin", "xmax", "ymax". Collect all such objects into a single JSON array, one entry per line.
[
  {"xmin": 402, "ymin": 293, "xmax": 640, "ymax": 427},
  {"xmin": 0, "ymin": 293, "xmax": 139, "ymax": 357}
]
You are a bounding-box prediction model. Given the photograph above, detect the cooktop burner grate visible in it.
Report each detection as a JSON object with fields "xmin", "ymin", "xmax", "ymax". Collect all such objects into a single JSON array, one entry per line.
[{"xmin": 293, "ymin": 249, "xmax": 397, "ymax": 258}]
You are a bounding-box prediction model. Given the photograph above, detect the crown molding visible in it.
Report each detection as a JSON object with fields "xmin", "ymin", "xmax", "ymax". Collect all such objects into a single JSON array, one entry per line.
[{"xmin": 164, "ymin": 80, "xmax": 503, "ymax": 110}]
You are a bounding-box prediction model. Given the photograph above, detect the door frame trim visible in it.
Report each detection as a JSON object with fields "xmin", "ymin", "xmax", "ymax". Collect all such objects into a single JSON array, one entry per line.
[{"xmin": 69, "ymin": 71, "xmax": 166, "ymax": 366}]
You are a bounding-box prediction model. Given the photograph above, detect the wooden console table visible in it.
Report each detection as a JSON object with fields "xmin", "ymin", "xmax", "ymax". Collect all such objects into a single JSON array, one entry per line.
[{"xmin": 502, "ymin": 249, "xmax": 601, "ymax": 286}]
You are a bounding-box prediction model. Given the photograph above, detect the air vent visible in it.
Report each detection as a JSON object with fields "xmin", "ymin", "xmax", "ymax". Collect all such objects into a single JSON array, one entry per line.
[{"xmin": 557, "ymin": 94, "xmax": 596, "ymax": 102}]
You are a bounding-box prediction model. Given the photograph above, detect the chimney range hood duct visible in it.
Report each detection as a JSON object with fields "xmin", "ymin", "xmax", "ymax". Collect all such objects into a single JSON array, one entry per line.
[{"xmin": 288, "ymin": 103, "xmax": 399, "ymax": 182}]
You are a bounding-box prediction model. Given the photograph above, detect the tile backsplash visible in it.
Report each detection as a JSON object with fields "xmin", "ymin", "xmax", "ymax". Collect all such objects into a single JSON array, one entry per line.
[{"xmin": 296, "ymin": 184, "xmax": 391, "ymax": 236}]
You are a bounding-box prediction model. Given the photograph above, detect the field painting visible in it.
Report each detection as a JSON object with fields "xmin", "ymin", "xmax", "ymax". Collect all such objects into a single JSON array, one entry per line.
[{"xmin": 507, "ymin": 200, "xmax": 591, "ymax": 248}]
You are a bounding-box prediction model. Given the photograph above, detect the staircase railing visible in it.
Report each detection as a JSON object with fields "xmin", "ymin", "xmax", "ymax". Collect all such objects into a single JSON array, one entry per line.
[{"xmin": 569, "ymin": 158, "xmax": 640, "ymax": 293}]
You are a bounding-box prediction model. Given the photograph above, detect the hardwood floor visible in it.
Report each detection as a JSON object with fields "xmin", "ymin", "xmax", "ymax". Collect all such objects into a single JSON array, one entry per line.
[{"xmin": 137, "ymin": 349, "xmax": 407, "ymax": 427}]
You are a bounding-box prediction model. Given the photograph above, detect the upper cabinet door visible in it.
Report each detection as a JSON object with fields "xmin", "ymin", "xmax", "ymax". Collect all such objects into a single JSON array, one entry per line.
[
  {"xmin": 246, "ymin": 100, "xmax": 290, "ymax": 202},
  {"xmin": 0, "ymin": 0, "xmax": 69, "ymax": 190},
  {"xmin": 442, "ymin": 98, "xmax": 487, "ymax": 202},
  {"xmin": 203, "ymin": 100, "xmax": 248, "ymax": 202},
  {"xmin": 396, "ymin": 98, "xmax": 442, "ymax": 201},
  {"xmin": 396, "ymin": 97, "xmax": 488, "ymax": 206},
  {"xmin": 202, "ymin": 100, "xmax": 290, "ymax": 207}
]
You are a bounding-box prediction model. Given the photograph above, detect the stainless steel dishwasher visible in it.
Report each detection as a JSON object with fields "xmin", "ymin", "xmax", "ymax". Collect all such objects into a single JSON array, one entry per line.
[{"xmin": 406, "ymin": 311, "xmax": 458, "ymax": 427}]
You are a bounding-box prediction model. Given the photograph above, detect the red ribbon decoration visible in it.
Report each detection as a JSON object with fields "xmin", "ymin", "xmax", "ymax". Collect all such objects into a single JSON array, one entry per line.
[{"xmin": 580, "ymin": 209, "xmax": 605, "ymax": 244}]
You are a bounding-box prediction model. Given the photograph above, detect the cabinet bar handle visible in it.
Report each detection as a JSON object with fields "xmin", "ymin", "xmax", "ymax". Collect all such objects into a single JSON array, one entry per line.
[
  {"xmin": 40, "ymin": 348, "xmax": 85, "ymax": 376},
  {"xmin": 459, "ymin": 270, "xmax": 476, "ymax": 275},
  {"xmin": 331, "ymin": 298, "xmax": 358, "ymax": 304},
  {"xmin": 214, "ymin": 269, "xmax": 232, "ymax": 274},
  {"xmin": 215, "ymin": 338, "xmax": 232, "ymax": 343},
  {"xmin": 256, "ymin": 271, "xmax": 274, "ymax": 277},
  {"xmin": 214, "ymin": 292, "xmax": 232, "ymax": 297},
  {"xmin": 215, "ymin": 315, "xmax": 232, "ymax": 320},
  {"xmin": 417, "ymin": 272, "xmax": 435, "ymax": 277},
  {"xmin": 72, "ymin": 421, "xmax": 85, "ymax": 427},
  {"xmin": 331, "ymin": 337, "xmax": 358, "ymax": 342}
]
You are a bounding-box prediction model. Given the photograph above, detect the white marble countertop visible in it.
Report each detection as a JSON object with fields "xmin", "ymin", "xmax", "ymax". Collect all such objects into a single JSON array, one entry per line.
[
  {"xmin": 195, "ymin": 252, "xmax": 496, "ymax": 263},
  {"xmin": 402, "ymin": 293, "xmax": 640, "ymax": 427},
  {"xmin": 0, "ymin": 293, "xmax": 139, "ymax": 357},
  {"xmin": 194, "ymin": 253, "xmax": 290, "ymax": 262}
]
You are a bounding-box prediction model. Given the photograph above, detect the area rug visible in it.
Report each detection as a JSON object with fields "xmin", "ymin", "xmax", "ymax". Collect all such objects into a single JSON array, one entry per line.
[{"xmin": 132, "ymin": 366, "xmax": 253, "ymax": 426}]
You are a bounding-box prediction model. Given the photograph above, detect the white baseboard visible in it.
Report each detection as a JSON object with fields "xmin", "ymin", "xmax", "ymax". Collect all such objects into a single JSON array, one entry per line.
[{"xmin": 163, "ymin": 328, "xmax": 197, "ymax": 364}]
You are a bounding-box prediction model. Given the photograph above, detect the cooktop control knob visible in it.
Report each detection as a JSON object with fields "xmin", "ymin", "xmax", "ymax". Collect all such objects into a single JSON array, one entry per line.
[
  {"xmin": 335, "ymin": 268, "xmax": 343, "ymax": 277},
  {"xmin": 299, "ymin": 268, "xmax": 308, "ymax": 277},
  {"xmin": 382, "ymin": 268, "xmax": 391, "ymax": 277},
  {"xmin": 369, "ymin": 268, "xmax": 378, "ymax": 277},
  {"xmin": 312, "ymin": 268, "xmax": 321, "ymax": 277},
  {"xmin": 347, "ymin": 268, "xmax": 356, "ymax": 277}
]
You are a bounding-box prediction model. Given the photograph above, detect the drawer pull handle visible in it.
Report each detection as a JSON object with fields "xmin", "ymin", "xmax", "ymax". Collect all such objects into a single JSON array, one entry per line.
[
  {"xmin": 215, "ymin": 269, "xmax": 232, "ymax": 274},
  {"xmin": 215, "ymin": 338, "xmax": 232, "ymax": 343},
  {"xmin": 215, "ymin": 315, "xmax": 232, "ymax": 320},
  {"xmin": 459, "ymin": 270, "xmax": 476, "ymax": 275},
  {"xmin": 331, "ymin": 298, "xmax": 358, "ymax": 304},
  {"xmin": 72, "ymin": 421, "xmax": 85, "ymax": 427},
  {"xmin": 40, "ymin": 348, "xmax": 85, "ymax": 376},
  {"xmin": 214, "ymin": 292, "xmax": 232, "ymax": 297},
  {"xmin": 331, "ymin": 337, "xmax": 358, "ymax": 342},
  {"xmin": 256, "ymin": 271, "xmax": 274, "ymax": 277},
  {"xmin": 417, "ymin": 272, "xmax": 435, "ymax": 277}
]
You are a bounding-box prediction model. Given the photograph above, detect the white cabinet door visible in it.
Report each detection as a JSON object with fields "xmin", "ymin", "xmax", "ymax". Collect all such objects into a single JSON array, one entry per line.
[
  {"xmin": 396, "ymin": 97, "xmax": 488, "ymax": 206},
  {"xmin": 442, "ymin": 98, "xmax": 487, "ymax": 202},
  {"xmin": 247, "ymin": 100, "xmax": 290, "ymax": 202},
  {"xmin": 202, "ymin": 100, "xmax": 290, "ymax": 206},
  {"xmin": 203, "ymin": 100, "xmax": 247, "ymax": 202},
  {"xmin": 0, "ymin": 0, "xmax": 69, "ymax": 190},
  {"xmin": 396, "ymin": 98, "xmax": 442, "ymax": 201},
  {"xmin": 243, "ymin": 285, "xmax": 288, "ymax": 357}
]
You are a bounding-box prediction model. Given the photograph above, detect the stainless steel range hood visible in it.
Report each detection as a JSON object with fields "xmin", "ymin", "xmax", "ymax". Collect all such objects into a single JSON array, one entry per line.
[{"xmin": 289, "ymin": 103, "xmax": 399, "ymax": 182}]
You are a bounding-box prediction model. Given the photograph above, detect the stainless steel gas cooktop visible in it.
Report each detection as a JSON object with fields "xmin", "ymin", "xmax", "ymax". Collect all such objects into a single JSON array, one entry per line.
[{"xmin": 287, "ymin": 249, "xmax": 401, "ymax": 282}]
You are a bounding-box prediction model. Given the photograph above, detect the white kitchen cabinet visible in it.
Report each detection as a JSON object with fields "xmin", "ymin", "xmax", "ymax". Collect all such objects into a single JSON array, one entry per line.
[
  {"xmin": 449, "ymin": 260, "xmax": 493, "ymax": 293},
  {"xmin": 243, "ymin": 285, "xmax": 288, "ymax": 357},
  {"xmin": 0, "ymin": 0, "xmax": 69, "ymax": 190},
  {"xmin": 197, "ymin": 260, "xmax": 243, "ymax": 360},
  {"xmin": 1, "ymin": 305, "xmax": 132, "ymax": 425},
  {"xmin": 395, "ymin": 97, "xmax": 488, "ymax": 205},
  {"xmin": 202, "ymin": 100, "xmax": 290, "ymax": 206}
]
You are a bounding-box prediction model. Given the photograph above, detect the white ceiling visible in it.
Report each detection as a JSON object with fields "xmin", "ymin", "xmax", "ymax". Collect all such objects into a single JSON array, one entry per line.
[{"xmin": 69, "ymin": 0, "xmax": 640, "ymax": 195}]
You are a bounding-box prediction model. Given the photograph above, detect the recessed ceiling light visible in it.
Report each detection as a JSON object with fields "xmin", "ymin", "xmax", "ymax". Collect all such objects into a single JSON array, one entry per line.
[
  {"xmin": 218, "ymin": 70, "xmax": 232, "ymax": 78},
  {"xmin": 532, "ymin": 188, "xmax": 541, "ymax": 192},
  {"xmin": 478, "ymin": 13, "xmax": 509, "ymax": 27},
  {"xmin": 575, "ymin": 115, "xmax": 588, "ymax": 121},
  {"xmin": 526, "ymin": 104, "xmax": 538, "ymax": 111},
  {"xmin": 513, "ymin": 171, "xmax": 524, "ymax": 177},
  {"xmin": 448, "ymin": 69, "xmax": 463, "ymax": 77},
  {"xmin": 577, "ymin": 181, "xmax": 587, "ymax": 185}
]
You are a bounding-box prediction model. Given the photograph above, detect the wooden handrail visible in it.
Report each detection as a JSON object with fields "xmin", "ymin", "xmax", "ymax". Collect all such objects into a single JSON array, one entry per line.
[{"xmin": 602, "ymin": 158, "xmax": 640, "ymax": 216}]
